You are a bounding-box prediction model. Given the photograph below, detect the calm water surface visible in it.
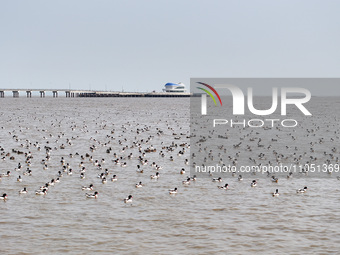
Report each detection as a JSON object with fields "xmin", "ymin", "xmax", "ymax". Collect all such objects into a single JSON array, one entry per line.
[{"xmin": 0, "ymin": 98, "xmax": 339, "ymax": 255}]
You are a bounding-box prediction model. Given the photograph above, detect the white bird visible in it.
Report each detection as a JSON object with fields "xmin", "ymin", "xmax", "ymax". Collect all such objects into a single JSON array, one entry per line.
[
  {"xmin": 35, "ymin": 189, "xmax": 47, "ymax": 195},
  {"xmin": 169, "ymin": 188, "xmax": 178, "ymax": 194},
  {"xmin": 297, "ymin": 187, "xmax": 308, "ymax": 193},
  {"xmin": 272, "ymin": 189, "xmax": 279, "ymax": 197},
  {"xmin": 86, "ymin": 191, "xmax": 98, "ymax": 198},
  {"xmin": 124, "ymin": 195, "xmax": 133, "ymax": 203}
]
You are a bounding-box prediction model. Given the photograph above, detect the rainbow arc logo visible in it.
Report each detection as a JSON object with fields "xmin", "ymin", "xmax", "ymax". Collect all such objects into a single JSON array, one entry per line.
[{"xmin": 196, "ymin": 82, "xmax": 222, "ymax": 106}]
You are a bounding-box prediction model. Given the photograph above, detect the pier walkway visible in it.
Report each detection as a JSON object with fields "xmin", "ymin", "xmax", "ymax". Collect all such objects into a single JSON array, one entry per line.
[{"xmin": 0, "ymin": 89, "xmax": 191, "ymax": 98}]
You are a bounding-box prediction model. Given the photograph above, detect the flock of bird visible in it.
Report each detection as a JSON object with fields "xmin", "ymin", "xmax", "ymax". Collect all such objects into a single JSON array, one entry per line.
[
  {"xmin": 0, "ymin": 102, "xmax": 339, "ymax": 204},
  {"xmin": 0, "ymin": 111, "xmax": 195, "ymax": 204},
  {"xmin": 191, "ymin": 114, "xmax": 340, "ymax": 197}
]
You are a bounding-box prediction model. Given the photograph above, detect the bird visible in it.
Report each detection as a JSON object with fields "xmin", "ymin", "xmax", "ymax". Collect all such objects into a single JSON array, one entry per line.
[
  {"xmin": 238, "ymin": 175, "xmax": 243, "ymax": 181},
  {"xmin": 124, "ymin": 195, "xmax": 133, "ymax": 203},
  {"xmin": 111, "ymin": 175, "xmax": 118, "ymax": 182},
  {"xmin": 271, "ymin": 176, "xmax": 278, "ymax": 183},
  {"xmin": 19, "ymin": 187, "xmax": 28, "ymax": 194},
  {"xmin": 35, "ymin": 189, "xmax": 47, "ymax": 195},
  {"xmin": 190, "ymin": 175, "xmax": 197, "ymax": 181},
  {"xmin": 251, "ymin": 180, "xmax": 257, "ymax": 187},
  {"xmin": 212, "ymin": 177, "xmax": 222, "ymax": 182},
  {"xmin": 86, "ymin": 191, "xmax": 98, "ymax": 198},
  {"xmin": 1, "ymin": 171, "xmax": 10, "ymax": 177},
  {"xmin": 17, "ymin": 175, "xmax": 22, "ymax": 182},
  {"xmin": 150, "ymin": 172, "xmax": 160, "ymax": 179},
  {"xmin": 218, "ymin": 184, "xmax": 229, "ymax": 190},
  {"xmin": 135, "ymin": 181, "xmax": 143, "ymax": 188},
  {"xmin": 169, "ymin": 187, "xmax": 178, "ymax": 194},
  {"xmin": 136, "ymin": 165, "xmax": 143, "ymax": 173},
  {"xmin": 102, "ymin": 177, "xmax": 107, "ymax": 184},
  {"xmin": 182, "ymin": 177, "xmax": 191, "ymax": 185},
  {"xmin": 0, "ymin": 193, "xmax": 7, "ymax": 200},
  {"xmin": 297, "ymin": 187, "xmax": 308, "ymax": 193},
  {"xmin": 272, "ymin": 189, "xmax": 279, "ymax": 197},
  {"xmin": 82, "ymin": 184, "xmax": 94, "ymax": 190}
]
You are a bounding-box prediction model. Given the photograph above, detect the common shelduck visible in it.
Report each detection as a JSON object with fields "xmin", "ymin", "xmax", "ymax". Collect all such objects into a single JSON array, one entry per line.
[
  {"xmin": 169, "ymin": 188, "xmax": 178, "ymax": 194},
  {"xmin": 297, "ymin": 187, "xmax": 308, "ymax": 193},
  {"xmin": 150, "ymin": 172, "xmax": 160, "ymax": 179},
  {"xmin": 212, "ymin": 177, "xmax": 222, "ymax": 182},
  {"xmin": 82, "ymin": 184, "xmax": 94, "ymax": 190},
  {"xmin": 124, "ymin": 195, "xmax": 133, "ymax": 203},
  {"xmin": 35, "ymin": 189, "xmax": 47, "ymax": 195},
  {"xmin": 0, "ymin": 193, "xmax": 8, "ymax": 200},
  {"xmin": 218, "ymin": 184, "xmax": 229, "ymax": 190},
  {"xmin": 251, "ymin": 180, "xmax": 257, "ymax": 187},
  {"xmin": 86, "ymin": 191, "xmax": 98, "ymax": 198},
  {"xmin": 272, "ymin": 189, "xmax": 279, "ymax": 197},
  {"xmin": 135, "ymin": 182, "xmax": 143, "ymax": 188},
  {"xmin": 19, "ymin": 187, "xmax": 28, "ymax": 194}
]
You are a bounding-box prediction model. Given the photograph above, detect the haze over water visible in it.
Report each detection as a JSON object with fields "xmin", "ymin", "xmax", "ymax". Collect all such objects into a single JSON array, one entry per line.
[{"xmin": 0, "ymin": 97, "xmax": 339, "ymax": 254}]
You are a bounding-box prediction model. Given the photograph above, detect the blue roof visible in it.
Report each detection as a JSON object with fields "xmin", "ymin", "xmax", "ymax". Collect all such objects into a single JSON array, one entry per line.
[{"xmin": 165, "ymin": 83, "xmax": 182, "ymax": 86}]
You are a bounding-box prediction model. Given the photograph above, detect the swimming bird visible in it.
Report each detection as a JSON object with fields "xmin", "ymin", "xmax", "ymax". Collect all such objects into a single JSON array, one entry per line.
[
  {"xmin": 124, "ymin": 195, "xmax": 133, "ymax": 203},
  {"xmin": 238, "ymin": 175, "xmax": 243, "ymax": 181},
  {"xmin": 135, "ymin": 181, "xmax": 143, "ymax": 188},
  {"xmin": 212, "ymin": 177, "xmax": 222, "ymax": 182},
  {"xmin": 102, "ymin": 177, "xmax": 107, "ymax": 184},
  {"xmin": 82, "ymin": 184, "xmax": 94, "ymax": 190},
  {"xmin": 23, "ymin": 170, "xmax": 32, "ymax": 176},
  {"xmin": 218, "ymin": 184, "xmax": 229, "ymax": 190},
  {"xmin": 17, "ymin": 175, "xmax": 22, "ymax": 182},
  {"xmin": 180, "ymin": 168, "xmax": 185, "ymax": 174},
  {"xmin": 272, "ymin": 189, "xmax": 279, "ymax": 197},
  {"xmin": 80, "ymin": 173, "xmax": 85, "ymax": 179},
  {"xmin": 0, "ymin": 193, "xmax": 7, "ymax": 200},
  {"xmin": 2, "ymin": 171, "xmax": 10, "ymax": 177},
  {"xmin": 111, "ymin": 175, "xmax": 117, "ymax": 181},
  {"xmin": 297, "ymin": 187, "xmax": 308, "ymax": 193},
  {"xmin": 150, "ymin": 172, "xmax": 160, "ymax": 179},
  {"xmin": 182, "ymin": 177, "xmax": 191, "ymax": 185},
  {"xmin": 169, "ymin": 187, "xmax": 178, "ymax": 194},
  {"xmin": 35, "ymin": 189, "xmax": 47, "ymax": 195},
  {"xmin": 271, "ymin": 176, "xmax": 278, "ymax": 183},
  {"xmin": 251, "ymin": 180, "xmax": 257, "ymax": 187},
  {"xmin": 136, "ymin": 165, "xmax": 143, "ymax": 173},
  {"xmin": 86, "ymin": 191, "xmax": 98, "ymax": 198},
  {"xmin": 19, "ymin": 187, "xmax": 28, "ymax": 194}
]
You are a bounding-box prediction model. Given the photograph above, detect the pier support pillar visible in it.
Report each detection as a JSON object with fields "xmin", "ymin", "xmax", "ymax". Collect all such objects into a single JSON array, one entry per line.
[
  {"xmin": 26, "ymin": 91, "xmax": 32, "ymax": 98},
  {"xmin": 65, "ymin": 91, "xmax": 70, "ymax": 97},
  {"xmin": 71, "ymin": 92, "xmax": 75, "ymax": 97},
  {"xmin": 53, "ymin": 91, "xmax": 58, "ymax": 98},
  {"xmin": 12, "ymin": 91, "xmax": 19, "ymax": 98},
  {"xmin": 0, "ymin": 91, "xmax": 4, "ymax": 98},
  {"xmin": 40, "ymin": 91, "xmax": 45, "ymax": 98}
]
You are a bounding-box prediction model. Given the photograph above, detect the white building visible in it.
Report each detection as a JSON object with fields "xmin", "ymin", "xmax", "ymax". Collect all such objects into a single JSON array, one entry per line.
[{"xmin": 163, "ymin": 82, "xmax": 187, "ymax": 93}]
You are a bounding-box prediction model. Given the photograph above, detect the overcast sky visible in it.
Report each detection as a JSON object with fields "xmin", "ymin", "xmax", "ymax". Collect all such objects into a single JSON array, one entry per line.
[{"xmin": 1, "ymin": 0, "xmax": 339, "ymax": 95}]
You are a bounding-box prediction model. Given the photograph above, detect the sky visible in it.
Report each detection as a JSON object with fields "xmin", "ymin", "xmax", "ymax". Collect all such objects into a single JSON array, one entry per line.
[{"xmin": 1, "ymin": 0, "xmax": 340, "ymax": 95}]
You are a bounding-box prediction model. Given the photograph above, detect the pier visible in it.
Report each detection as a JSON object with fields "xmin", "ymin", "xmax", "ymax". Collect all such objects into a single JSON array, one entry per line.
[{"xmin": 0, "ymin": 89, "xmax": 192, "ymax": 98}]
